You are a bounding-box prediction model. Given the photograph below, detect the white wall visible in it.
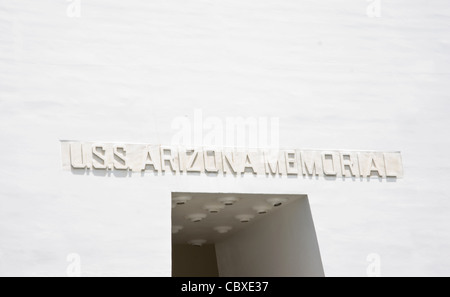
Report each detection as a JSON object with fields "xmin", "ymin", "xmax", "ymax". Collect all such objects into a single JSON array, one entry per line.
[
  {"xmin": 1, "ymin": 0, "xmax": 450, "ymax": 276},
  {"xmin": 215, "ymin": 198, "xmax": 324, "ymax": 277}
]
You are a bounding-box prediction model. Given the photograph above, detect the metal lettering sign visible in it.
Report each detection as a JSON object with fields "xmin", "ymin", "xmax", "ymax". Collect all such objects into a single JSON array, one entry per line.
[{"xmin": 61, "ymin": 141, "xmax": 403, "ymax": 178}]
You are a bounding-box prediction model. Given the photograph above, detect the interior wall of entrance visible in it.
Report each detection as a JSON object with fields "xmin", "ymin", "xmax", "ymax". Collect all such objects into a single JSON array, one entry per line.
[
  {"xmin": 215, "ymin": 197, "xmax": 324, "ymax": 277},
  {"xmin": 172, "ymin": 244, "xmax": 219, "ymax": 277}
]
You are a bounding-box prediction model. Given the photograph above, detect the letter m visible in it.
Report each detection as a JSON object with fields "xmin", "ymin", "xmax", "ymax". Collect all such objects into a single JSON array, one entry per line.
[
  {"xmin": 300, "ymin": 151, "xmax": 322, "ymax": 176},
  {"xmin": 264, "ymin": 151, "xmax": 282, "ymax": 175}
]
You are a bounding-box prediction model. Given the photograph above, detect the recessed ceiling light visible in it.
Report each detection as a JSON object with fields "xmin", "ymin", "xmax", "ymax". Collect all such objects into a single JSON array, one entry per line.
[
  {"xmin": 214, "ymin": 226, "xmax": 232, "ymax": 234},
  {"xmin": 186, "ymin": 213, "xmax": 207, "ymax": 223},
  {"xmin": 218, "ymin": 196, "xmax": 239, "ymax": 206},
  {"xmin": 204, "ymin": 204, "xmax": 225, "ymax": 214},
  {"xmin": 253, "ymin": 205, "xmax": 272, "ymax": 214},
  {"xmin": 172, "ymin": 225, "xmax": 183, "ymax": 234},
  {"xmin": 266, "ymin": 197, "xmax": 288, "ymax": 207},
  {"xmin": 235, "ymin": 214, "xmax": 254, "ymax": 223},
  {"xmin": 188, "ymin": 239, "xmax": 207, "ymax": 247},
  {"xmin": 172, "ymin": 195, "xmax": 192, "ymax": 206}
]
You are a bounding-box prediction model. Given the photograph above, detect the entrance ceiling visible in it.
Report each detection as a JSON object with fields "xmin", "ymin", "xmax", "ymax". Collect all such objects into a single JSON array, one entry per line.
[{"xmin": 172, "ymin": 192, "xmax": 303, "ymax": 245}]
